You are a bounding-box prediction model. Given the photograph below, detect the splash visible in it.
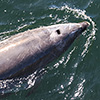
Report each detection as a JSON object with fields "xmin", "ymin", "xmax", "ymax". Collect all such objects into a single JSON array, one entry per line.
[
  {"xmin": 0, "ymin": 68, "xmax": 45, "ymax": 94},
  {"xmin": 71, "ymin": 78, "xmax": 85, "ymax": 100},
  {"xmin": 0, "ymin": 20, "xmax": 36, "ymax": 41},
  {"xmin": 49, "ymin": 4, "xmax": 97, "ymax": 58},
  {"xmin": 0, "ymin": 3, "xmax": 97, "ymax": 95},
  {"xmin": 48, "ymin": 4, "xmax": 97, "ymax": 100}
]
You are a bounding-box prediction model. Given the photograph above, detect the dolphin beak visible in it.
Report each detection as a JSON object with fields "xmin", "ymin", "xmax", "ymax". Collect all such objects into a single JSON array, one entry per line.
[
  {"xmin": 69, "ymin": 21, "xmax": 90, "ymax": 38},
  {"xmin": 79, "ymin": 21, "xmax": 90, "ymax": 32}
]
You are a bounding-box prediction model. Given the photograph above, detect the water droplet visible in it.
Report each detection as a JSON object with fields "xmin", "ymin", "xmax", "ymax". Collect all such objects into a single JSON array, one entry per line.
[
  {"xmin": 61, "ymin": 85, "xmax": 64, "ymax": 89},
  {"xmin": 4, "ymin": 10, "xmax": 7, "ymax": 13}
]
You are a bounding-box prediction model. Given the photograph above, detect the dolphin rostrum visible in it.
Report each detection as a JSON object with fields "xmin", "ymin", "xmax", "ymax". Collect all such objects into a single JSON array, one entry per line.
[{"xmin": 0, "ymin": 21, "xmax": 89, "ymax": 80}]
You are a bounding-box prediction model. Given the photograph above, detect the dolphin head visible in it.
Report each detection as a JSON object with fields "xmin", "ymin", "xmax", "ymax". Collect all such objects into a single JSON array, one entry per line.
[{"xmin": 48, "ymin": 21, "xmax": 90, "ymax": 51}]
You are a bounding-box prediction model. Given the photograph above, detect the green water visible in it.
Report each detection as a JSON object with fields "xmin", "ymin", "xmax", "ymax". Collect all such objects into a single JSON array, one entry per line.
[{"xmin": 0, "ymin": 0, "xmax": 99, "ymax": 100}]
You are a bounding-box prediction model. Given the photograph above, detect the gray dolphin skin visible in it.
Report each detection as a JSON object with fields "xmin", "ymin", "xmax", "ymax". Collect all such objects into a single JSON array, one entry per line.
[{"xmin": 0, "ymin": 21, "xmax": 89, "ymax": 80}]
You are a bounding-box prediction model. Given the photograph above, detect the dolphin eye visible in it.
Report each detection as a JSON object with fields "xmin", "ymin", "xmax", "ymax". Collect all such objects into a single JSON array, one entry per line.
[{"xmin": 56, "ymin": 29, "xmax": 61, "ymax": 35}]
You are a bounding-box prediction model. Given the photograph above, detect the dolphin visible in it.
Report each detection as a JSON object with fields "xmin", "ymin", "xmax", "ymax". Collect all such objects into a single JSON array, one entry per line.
[{"xmin": 0, "ymin": 21, "xmax": 89, "ymax": 80}]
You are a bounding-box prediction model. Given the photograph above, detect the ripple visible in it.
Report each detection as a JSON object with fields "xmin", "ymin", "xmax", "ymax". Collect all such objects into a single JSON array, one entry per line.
[
  {"xmin": 49, "ymin": 4, "xmax": 97, "ymax": 59},
  {"xmin": 48, "ymin": 4, "xmax": 97, "ymax": 99},
  {"xmin": 0, "ymin": 68, "xmax": 46, "ymax": 94},
  {"xmin": 0, "ymin": 3, "xmax": 97, "ymax": 96}
]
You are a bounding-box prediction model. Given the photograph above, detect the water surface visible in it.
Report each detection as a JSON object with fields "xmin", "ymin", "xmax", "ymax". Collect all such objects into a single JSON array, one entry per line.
[{"xmin": 0, "ymin": 0, "xmax": 99, "ymax": 100}]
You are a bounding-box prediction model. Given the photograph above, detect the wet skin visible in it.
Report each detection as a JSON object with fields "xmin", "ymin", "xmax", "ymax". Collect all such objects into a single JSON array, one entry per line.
[{"xmin": 0, "ymin": 22, "xmax": 89, "ymax": 80}]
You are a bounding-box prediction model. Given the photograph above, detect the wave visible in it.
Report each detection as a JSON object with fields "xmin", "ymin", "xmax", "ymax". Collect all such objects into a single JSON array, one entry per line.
[{"xmin": 0, "ymin": 4, "xmax": 97, "ymax": 97}]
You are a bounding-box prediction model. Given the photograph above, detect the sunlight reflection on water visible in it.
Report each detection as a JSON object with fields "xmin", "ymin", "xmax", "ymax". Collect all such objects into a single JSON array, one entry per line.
[{"xmin": 0, "ymin": 3, "xmax": 97, "ymax": 99}]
